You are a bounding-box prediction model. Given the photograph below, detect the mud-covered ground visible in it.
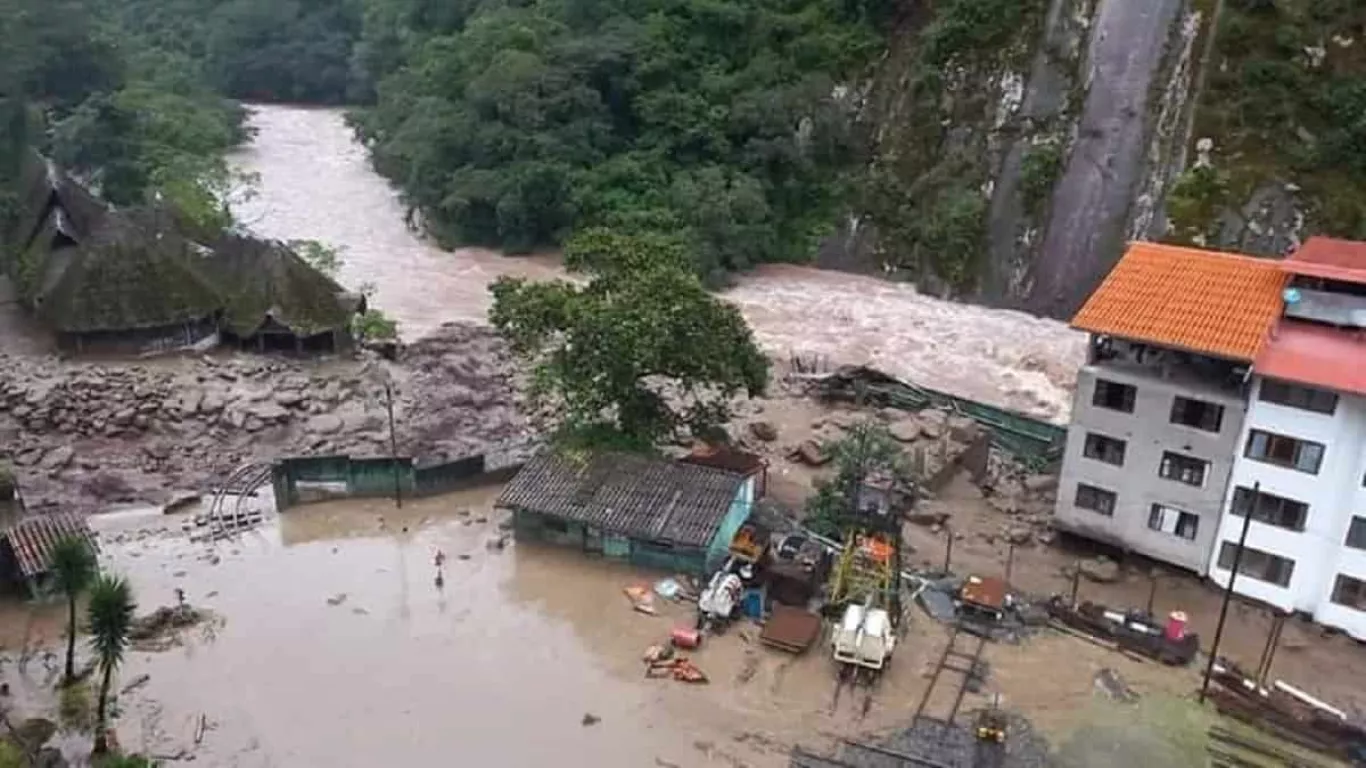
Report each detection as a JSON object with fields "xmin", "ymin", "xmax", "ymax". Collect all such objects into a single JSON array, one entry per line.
[{"xmin": 3, "ymin": 480, "xmax": 1366, "ymax": 767}]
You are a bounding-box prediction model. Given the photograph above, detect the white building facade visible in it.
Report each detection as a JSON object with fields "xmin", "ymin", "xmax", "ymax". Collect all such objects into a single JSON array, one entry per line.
[
  {"xmin": 1207, "ymin": 378, "xmax": 1366, "ymax": 638},
  {"xmin": 1206, "ymin": 236, "xmax": 1366, "ymax": 640}
]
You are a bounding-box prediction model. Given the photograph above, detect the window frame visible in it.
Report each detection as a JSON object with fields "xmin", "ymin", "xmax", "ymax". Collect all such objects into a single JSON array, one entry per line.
[
  {"xmin": 1147, "ymin": 503, "xmax": 1199, "ymax": 541},
  {"xmin": 1244, "ymin": 429, "xmax": 1325, "ymax": 475},
  {"xmin": 1346, "ymin": 517, "xmax": 1366, "ymax": 551},
  {"xmin": 1169, "ymin": 395, "xmax": 1225, "ymax": 433},
  {"xmin": 1158, "ymin": 451, "xmax": 1207, "ymax": 487},
  {"xmin": 1331, "ymin": 574, "xmax": 1366, "ymax": 612},
  {"xmin": 1217, "ymin": 542, "xmax": 1295, "ymax": 587},
  {"xmin": 1074, "ymin": 483, "xmax": 1117, "ymax": 516},
  {"xmin": 1230, "ymin": 486, "xmax": 1309, "ymax": 532},
  {"xmin": 1092, "ymin": 379, "xmax": 1137, "ymax": 413},
  {"xmin": 1082, "ymin": 432, "xmax": 1127, "ymax": 466},
  {"xmin": 1258, "ymin": 379, "xmax": 1338, "ymax": 415}
]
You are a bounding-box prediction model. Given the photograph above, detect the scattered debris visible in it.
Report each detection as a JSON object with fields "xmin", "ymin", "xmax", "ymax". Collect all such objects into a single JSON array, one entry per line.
[
  {"xmin": 624, "ymin": 585, "xmax": 657, "ymax": 615},
  {"xmin": 760, "ymin": 605, "xmax": 823, "ymax": 654},
  {"xmin": 1093, "ymin": 668, "xmax": 1137, "ymax": 703},
  {"xmin": 326, "ymin": 593, "xmax": 348, "ymax": 607},
  {"xmin": 1077, "ymin": 556, "xmax": 1121, "ymax": 583},
  {"xmin": 129, "ymin": 604, "xmax": 209, "ymax": 649},
  {"xmin": 581, "ymin": 713, "xmax": 601, "ymax": 727},
  {"xmin": 121, "ymin": 673, "xmax": 152, "ymax": 695},
  {"xmin": 646, "ymin": 657, "xmax": 708, "ymax": 684}
]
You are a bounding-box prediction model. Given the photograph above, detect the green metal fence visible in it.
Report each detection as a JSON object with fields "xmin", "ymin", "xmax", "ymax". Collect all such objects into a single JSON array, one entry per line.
[
  {"xmin": 815, "ymin": 366, "xmax": 1067, "ymax": 471},
  {"xmin": 273, "ymin": 449, "xmax": 522, "ymax": 510}
]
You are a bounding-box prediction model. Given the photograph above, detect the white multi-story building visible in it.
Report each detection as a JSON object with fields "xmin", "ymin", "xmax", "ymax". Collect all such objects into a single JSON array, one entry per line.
[{"xmin": 1207, "ymin": 237, "xmax": 1366, "ymax": 640}]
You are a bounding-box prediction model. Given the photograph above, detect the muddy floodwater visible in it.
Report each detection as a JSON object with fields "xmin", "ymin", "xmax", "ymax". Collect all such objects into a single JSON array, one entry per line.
[
  {"xmin": 4, "ymin": 487, "xmax": 936, "ymax": 767},
  {"xmin": 230, "ymin": 106, "xmax": 1086, "ymax": 422},
  {"xmin": 80, "ymin": 489, "xmax": 712, "ymax": 766}
]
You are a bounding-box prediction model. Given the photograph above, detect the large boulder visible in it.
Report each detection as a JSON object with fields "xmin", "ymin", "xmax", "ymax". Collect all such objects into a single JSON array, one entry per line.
[
  {"xmin": 1078, "ymin": 556, "xmax": 1121, "ymax": 583},
  {"xmin": 888, "ymin": 417, "xmax": 922, "ymax": 442},
  {"xmin": 749, "ymin": 420, "xmax": 779, "ymax": 442}
]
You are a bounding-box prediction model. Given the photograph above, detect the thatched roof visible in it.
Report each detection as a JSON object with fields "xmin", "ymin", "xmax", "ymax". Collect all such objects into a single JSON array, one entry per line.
[
  {"xmin": 34, "ymin": 208, "xmax": 222, "ymax": 333},
  {"xmin": 9, "ymin": 152, "xmax": 107, "ymax": 254},
  {"xmin": 204, "ymin": 235, "xmax": 358, "ymax": 337}
]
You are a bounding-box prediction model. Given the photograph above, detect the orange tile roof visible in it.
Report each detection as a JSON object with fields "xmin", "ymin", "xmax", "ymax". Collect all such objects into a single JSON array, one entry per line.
[
  {"xmin": 1283, "ymin": 236, "xmax": 1366, "ymax": 284},
  {"xmin": 1071, "ymin": 242, "xmax": 1287, "ymax": 361},
  {"xmin": 1256, "ymin": 319, "xmax": 1366, "ymax": 397}
]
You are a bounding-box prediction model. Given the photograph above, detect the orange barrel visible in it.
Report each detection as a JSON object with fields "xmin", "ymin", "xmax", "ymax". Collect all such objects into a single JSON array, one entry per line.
[
  {"xmin": 1165, "ymin": 611, "xmax": 1188, "ymax": 641},
  {"xmin": 671, "ymin": 627, "xmax": 702, "ymax": 649}
]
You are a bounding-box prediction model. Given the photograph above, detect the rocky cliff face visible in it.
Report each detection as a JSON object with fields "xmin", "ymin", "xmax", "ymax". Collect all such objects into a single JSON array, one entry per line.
[{"xmin": 843, "ymin": 0, "xmax": 1365, "ymax": 320}]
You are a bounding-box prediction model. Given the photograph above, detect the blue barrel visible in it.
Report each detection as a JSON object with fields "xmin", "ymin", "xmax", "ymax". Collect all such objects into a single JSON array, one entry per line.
[{"xmin": 741, "ymin": 588, "xmax": 765, "ymax": 619}]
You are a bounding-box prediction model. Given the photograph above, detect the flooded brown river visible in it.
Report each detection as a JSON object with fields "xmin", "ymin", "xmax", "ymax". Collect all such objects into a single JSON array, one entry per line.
[{"xmin": 230, "ymin": 106, "xmax": 1086, "ymax": 422}]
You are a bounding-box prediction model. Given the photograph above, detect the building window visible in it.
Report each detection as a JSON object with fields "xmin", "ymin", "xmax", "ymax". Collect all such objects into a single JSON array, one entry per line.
[
  {"xmin": 1346, "ymin": 517, "xmax": 1366, "ymax": 551},
  {"xmin": 1092, "ymin": 379, "xmax": 1136, "ymax": 413},
  {"xmin": 1148, "ymin": 504, "xmax": 1199, "ymax": 540},
  {"xmin": 1331, "ymin": 574, "xmax": 1366, "ymax": 612},
  {"xmin": 1259, "ymin": 380, "xmax": 1338, "ymax": 415},
  {"xmin": 1075, "ymin": 484, "xmax": 1117, "ymax": 516},
  {"xmin": 1230, "ymin": 486, "xmax": 1309, "ymax": 532},
  {"xmin": 1244, "ymin": 429, "xmax": 1325, "ymax": 474},
  {"xmin": 1083, "ymin": 433, "xmax": 1127, "ymax": 466},
  {"xmin": 1158, "ymin": 451, "xmax": 1207, "ymax": 487},
  {"xmin": 1170, "ymin": 396, "xmax": 1224, "ymax": 432},
  {"xmin": 1217, "ymin": 542, "xmax": 1295, "ymax": 587}
]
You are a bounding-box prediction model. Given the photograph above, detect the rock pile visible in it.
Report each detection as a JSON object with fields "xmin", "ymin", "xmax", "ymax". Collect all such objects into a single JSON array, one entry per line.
[
  {"xmin": 977, "ymin": 460, "xmax": 1060, "ymax": 546},
  {"xmin": 0, "ymin": 323, "xmax": 531, "ymax": 512}
]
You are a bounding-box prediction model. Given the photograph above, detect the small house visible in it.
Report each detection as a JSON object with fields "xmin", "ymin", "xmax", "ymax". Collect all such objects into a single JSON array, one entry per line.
[
  {"xmin": 0, "ymin": 514, "xmax": 97, "ymax": 599},
  {"xmin": 204, "ymin": 235, "xmax": 365, "ymax": 354},
  {"xmin": 497, "ymin": 451, "xmax": 755, "ymax": 575}
]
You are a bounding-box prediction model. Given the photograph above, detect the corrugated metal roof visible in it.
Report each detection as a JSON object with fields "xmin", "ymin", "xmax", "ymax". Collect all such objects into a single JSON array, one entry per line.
[
  {"xmin": 1283, "ymin": 237, "xmax": 1366, "ymax": 284},
  {"xmin": 496, "ymin": 452, "xmax": 746, "ymax": 548},
  {"xmin": 2, "ymin": 514, "xmax": 97, "ymax": 579},
  {"xmin": 1255, "ymin": 320, "xmax": 1366, "ymax": 397},
  {"xmin": 1071, "ymin": 242, "xmax": 1287, "ymax": 362}
]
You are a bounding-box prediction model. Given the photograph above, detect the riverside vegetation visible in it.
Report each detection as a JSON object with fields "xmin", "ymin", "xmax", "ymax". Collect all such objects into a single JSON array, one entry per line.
[{"xmin": 6, "ymin": 0, "xmax": 1366, "ymax": 300}]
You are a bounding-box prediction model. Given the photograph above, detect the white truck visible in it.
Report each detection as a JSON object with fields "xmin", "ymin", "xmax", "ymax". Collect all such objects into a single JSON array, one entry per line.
[{"xmin": 831, "ymin": 600, "xmax": 896, "ymax": 671}]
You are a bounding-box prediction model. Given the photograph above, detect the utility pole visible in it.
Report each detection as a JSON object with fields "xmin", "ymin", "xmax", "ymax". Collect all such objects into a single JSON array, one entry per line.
[
  {"xmin": 1200, "ymin": 481, "xmax": 1257, "ymax": 703},
  {"xmin": 1005, "ymin": 541, "xmax": 1016, "ymax": 585},
  {"xmin": 943, "ymin": 527, "xmax": 954, "ymax": 574},
  {"xmin": 1146, "ymin": 570, "xmax": 1160, "ymax": 617},
  {"xmin": 384, "ymin": 381, "xmax": 402, "ymax": 509}
]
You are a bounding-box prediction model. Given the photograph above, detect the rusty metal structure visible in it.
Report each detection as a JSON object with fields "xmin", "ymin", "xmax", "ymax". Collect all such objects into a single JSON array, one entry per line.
[{"xmin": 0, "ymin": 513, "xmax": 98, "ymax": 597}]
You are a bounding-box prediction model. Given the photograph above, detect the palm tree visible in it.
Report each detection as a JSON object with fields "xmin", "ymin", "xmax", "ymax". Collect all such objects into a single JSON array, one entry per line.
[
  {"xmin": 48, "ymin": 535, "xmax": 97, "ymax": 683},
  {"xmin": 87, "ymin": 574, "xmax": 135, "ymax": 754}
]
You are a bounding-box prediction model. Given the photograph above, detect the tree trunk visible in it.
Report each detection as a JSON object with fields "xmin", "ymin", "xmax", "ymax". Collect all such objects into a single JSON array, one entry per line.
[
  {"xmin": 64, "ymin": 593, "xmax": 76, "ymax": 683},
  {"xmin": 93, "ymin": 662, "xmax": 112, "ymax": 754}
]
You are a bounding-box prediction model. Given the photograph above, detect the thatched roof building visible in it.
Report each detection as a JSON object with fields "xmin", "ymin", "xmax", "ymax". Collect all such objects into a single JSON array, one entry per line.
[
  {"xmin": 2, "ymin": 154, "xmax": 363, "ymax": 354},
  {"xmin": 33, "ymin": 209, "xmax": 222, "ymax": 347},
  {"xmin": 204, "ymin": 234, "xmax": 364, "ymax": 352}
]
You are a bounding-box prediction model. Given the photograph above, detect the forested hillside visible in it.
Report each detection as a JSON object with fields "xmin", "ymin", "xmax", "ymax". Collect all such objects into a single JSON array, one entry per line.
[
  {"xmin": 350, "ymin": 0, "xmax": 892, "ymax": 285},
  {"xmin": 6, "ymin": 0, "xmax": 1366, "ymax": 315},
  {"xmin": 0, "ymin": 0, "xmax": 247, "ymax": 235}
]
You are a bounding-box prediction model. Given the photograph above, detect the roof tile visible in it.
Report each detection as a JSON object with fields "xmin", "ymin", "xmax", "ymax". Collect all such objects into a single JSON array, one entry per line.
[
  {"xmin": 1071, "ymin": 242, "xmax": 1287, "ymax": 361},
  {"xmin": 496, "ymin": 452, "xmax": 746, "ymax": 548},
  {"xmin": 1256, "ymin": 320, "xmax": 1366, "ymax": 397},
  {"xmin": 1283, "ymin": 236, "xmax": 1366, "ymax": 284}
]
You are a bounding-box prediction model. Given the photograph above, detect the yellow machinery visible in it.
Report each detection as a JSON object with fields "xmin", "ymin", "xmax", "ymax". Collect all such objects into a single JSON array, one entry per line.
[{"xmin": 829, "ymin": 531, "xmax": 897, "ymax": 611}]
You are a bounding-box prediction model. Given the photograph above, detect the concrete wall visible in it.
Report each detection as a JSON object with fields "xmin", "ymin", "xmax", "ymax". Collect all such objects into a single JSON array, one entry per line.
[
  {"xmin": 1055, "ymin": 363, "xmax": 1248, "ymax": 572},
  {"xmin": 1209, "ymin": 380, "xmax": 1366, "ymax": 639}
]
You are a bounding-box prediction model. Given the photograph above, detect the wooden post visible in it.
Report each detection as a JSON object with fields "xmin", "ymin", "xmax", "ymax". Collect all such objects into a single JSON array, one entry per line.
[
  {"xmin": 385, "ymin": 382, "xmax": 402, "ymax": 509},
  {"xmin": 1200, "ymin": 481, "xmax": 1257, "ymax": 704}
]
